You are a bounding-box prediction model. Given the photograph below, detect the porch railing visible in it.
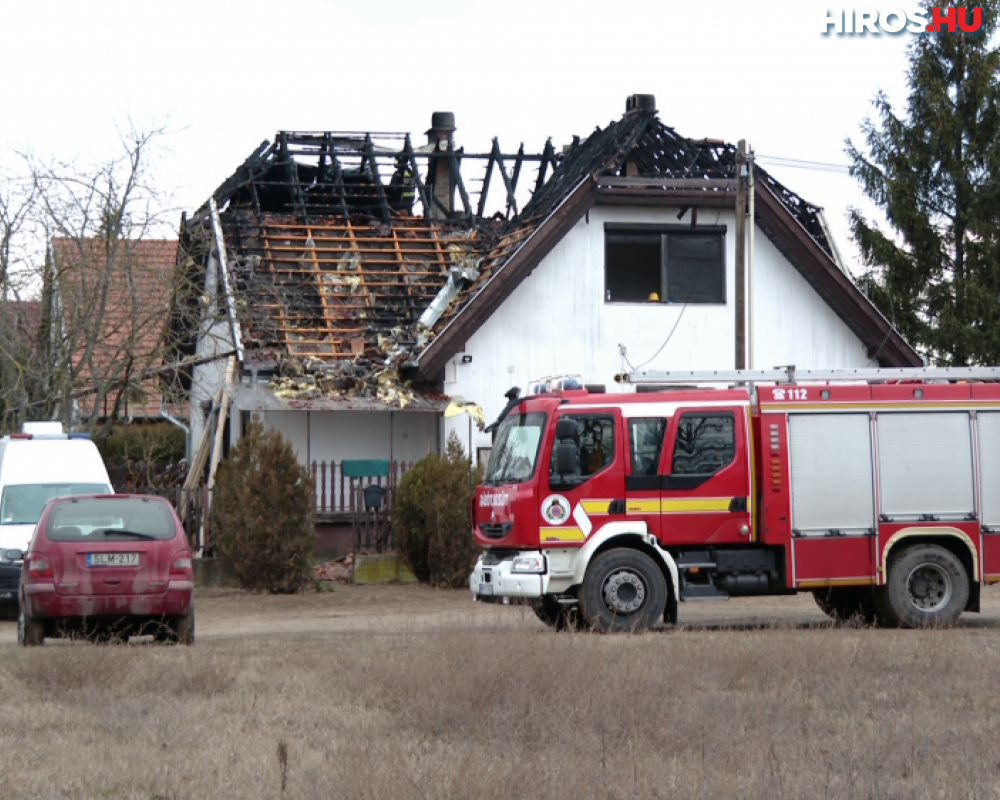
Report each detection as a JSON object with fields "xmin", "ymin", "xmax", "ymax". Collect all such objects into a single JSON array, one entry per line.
[{"xmin": 310, "ymin": 460, "xmax": 414, "ymax": 516}]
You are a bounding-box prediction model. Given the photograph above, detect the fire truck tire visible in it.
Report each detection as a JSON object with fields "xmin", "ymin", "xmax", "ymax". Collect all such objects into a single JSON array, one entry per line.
[
  {"xmin": 811, "ymin": 588, "xmax": 877, "ymax": 625},
  {"xmin": 881, "ymin": 544, "xmax": 969, "ymax": 628},
  {"xmin": 579, "ymin": 548, "xmax": 667, "ymax": 633}
]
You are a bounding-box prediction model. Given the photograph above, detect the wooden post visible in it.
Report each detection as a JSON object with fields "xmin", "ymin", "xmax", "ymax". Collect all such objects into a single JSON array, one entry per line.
[{"xmin": 735, "ymin": 140, "xmax": 747, "ymax": 371}]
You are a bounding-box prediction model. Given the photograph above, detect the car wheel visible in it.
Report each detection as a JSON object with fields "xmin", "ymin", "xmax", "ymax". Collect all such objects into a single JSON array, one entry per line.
[
  {"xmin": 18, "ymin": 605, "xmax": 44, "ymax": 647},
  {"xmin": 880, "ymin": 544, "xmax": 969, "ymax": 628},
  {"xmin": 579, "ymin": 548, "xmax": 666, "ymax": 633},
  {"xmin": 175, "ymin": 610, "xmax": 195, "ymax": 645}
]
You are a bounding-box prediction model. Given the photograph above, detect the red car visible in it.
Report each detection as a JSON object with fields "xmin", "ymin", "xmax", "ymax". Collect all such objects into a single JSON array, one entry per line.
[{"xmin": 17, "ymin": 495, "xmax": 194, "ymax": 645}]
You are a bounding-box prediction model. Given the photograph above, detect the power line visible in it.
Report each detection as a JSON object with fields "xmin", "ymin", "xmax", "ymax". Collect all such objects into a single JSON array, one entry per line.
[{"xmin": 756, "ymin": 154, "xmax": 851, "ymax": 174}]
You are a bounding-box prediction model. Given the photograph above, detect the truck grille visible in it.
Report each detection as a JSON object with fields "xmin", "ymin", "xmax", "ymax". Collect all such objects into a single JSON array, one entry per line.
[{"xmin": 478, "ymin": 522, "xmax": 512, "ymax": 540}]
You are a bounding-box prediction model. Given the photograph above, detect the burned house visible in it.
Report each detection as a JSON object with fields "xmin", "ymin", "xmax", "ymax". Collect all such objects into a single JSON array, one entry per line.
[{"xmin": 171, "ymin": 95, "xmax": 918, "ymax": 505}]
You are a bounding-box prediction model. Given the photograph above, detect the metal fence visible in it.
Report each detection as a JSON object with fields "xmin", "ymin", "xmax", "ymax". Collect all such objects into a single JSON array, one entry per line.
[{"xmin": 114, "ymin": 460, "xmax": 417, "ymax": 550}]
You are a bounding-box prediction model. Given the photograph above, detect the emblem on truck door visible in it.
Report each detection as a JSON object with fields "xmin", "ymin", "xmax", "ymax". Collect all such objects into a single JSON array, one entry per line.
[{"xmin": 542, "ymin": 494, "xmax": 571, "ymax": 525}]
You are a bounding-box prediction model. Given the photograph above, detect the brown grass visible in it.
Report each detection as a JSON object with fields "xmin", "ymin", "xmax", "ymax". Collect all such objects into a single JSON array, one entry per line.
[{"xmin": 3, "ymin": 619, "xmax": 1000, "ymax": 799}]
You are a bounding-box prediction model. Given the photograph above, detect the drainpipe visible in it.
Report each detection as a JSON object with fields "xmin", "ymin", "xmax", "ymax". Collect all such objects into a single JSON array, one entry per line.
[
  {"xmin": 160, "ymin": 408, "xmax": 189, "ymax": 434},
  {"xmin": 748, "ymin": 148, "xmax": 756, "ymax": 370}
]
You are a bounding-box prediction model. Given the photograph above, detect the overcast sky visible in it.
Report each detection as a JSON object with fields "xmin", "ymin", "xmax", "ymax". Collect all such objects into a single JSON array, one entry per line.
[{"xmin": 0, "ymin": 0, "xmax": 915, "ymax": 274}]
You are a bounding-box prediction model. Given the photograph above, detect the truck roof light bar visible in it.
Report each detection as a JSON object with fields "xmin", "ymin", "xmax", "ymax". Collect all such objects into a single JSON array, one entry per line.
[{"xmin": 617, "ymin": 366, "xmax": 1000, "ymax": 385}]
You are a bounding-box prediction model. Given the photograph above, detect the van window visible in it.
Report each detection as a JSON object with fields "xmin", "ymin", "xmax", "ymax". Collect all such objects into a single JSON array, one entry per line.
[{"xmin": 0, "ymin": 484, "xmax": 111, "ymax": 525}]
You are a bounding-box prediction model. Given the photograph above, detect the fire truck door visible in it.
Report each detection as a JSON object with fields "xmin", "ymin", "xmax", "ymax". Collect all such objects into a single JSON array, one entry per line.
[
  {"xmin": 624, "ymin": 416, "xmax": 669, "ymax": 538},
  {"xmin": 658, "ymin": 408, "xmax": 751, "ymax": 546},
  {"xmin": 542, "ymin": 411, "xmax": 624, "ymax": 545}
]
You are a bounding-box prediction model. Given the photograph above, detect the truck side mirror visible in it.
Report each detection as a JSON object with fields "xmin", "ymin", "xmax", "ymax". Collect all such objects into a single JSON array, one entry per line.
[
  {"xmin": 555, "ymin": 418, "xmax": 577, "ymax": 440},
  {"xmin": 555, "ymin": 443, "xmax": 577, "ymax": 476}
]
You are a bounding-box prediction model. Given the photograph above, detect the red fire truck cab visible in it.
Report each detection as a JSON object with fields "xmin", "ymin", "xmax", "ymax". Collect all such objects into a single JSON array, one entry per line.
[{"xmin": 470, "ymin": 370, "xmax": 1000, "ymax": 631}]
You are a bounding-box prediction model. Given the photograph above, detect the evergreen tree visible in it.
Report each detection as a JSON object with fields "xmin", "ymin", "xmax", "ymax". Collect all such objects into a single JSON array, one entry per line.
[{"xmin": 848, "ymin": 4, "xmax": 1000, "ymax": 365}]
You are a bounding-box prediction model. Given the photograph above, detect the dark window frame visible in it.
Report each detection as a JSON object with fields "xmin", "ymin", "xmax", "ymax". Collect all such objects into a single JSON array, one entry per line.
[
  {"xmin": 669, "ymin": 411, "xmax": 737, "ymax": 477},
  {"xmin": 549, "ymin": 412, "xmax": 618, "ymax": 490},
  {"xmin": 604, "ymin": 224, "xmax": 727, "ymax": 306},
  {"xmin": 627, "ymin": 417, "xmax": 668, "ymax": 477}
]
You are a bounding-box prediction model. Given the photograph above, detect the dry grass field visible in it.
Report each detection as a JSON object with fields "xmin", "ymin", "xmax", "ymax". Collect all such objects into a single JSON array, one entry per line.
[{"xmin": 2, "ymin": 587, "xmax": 1000, "ymax": 799}]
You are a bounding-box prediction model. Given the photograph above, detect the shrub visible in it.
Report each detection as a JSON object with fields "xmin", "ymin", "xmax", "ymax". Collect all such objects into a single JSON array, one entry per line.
[
  {"xmin": 211, "ymin": 419, "xmax": 316, "ymax": 593},
  {"xmin": 396, "ymin": 431, "xmax": 482, "ymax": 588}
]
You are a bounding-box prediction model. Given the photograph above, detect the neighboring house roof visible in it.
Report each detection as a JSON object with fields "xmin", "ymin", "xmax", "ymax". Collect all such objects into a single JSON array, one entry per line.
[
  {"xmin": 181, "ymin": 96, "xmax": 919, "ymax": 401},
  {"xmin": 52, "ymin": 238, "xmax": 179, "ymax": 419}
]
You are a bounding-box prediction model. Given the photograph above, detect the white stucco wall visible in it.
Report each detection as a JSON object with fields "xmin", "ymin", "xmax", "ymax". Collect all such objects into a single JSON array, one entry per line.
[
  {"xmin": 443, "ymin": 205, "xmax": 875, "ymax": 456},
  {"xmin": 259, "ymin": 409, "xmax": 439, "ymax": 467}
]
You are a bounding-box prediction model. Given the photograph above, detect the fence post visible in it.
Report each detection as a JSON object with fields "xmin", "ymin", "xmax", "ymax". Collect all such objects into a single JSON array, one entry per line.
[{"xmin": 338, "ymin": 461, "xmax": 345, "ymax": 514}]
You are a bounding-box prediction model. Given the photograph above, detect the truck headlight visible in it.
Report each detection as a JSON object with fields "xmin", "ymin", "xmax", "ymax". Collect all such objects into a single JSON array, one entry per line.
[{"xmin": 512, "ymin": 555, "xmax": 545, "ymax": 574}]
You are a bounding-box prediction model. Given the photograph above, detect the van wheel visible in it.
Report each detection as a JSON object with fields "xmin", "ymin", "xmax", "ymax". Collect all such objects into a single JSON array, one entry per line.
[
  {"xmin": 880, "ymin": 544, "xmax": 969, "ymax": 628},
  {"xmin": 812, "ymin": 587, "xmax": 877, "ymax": 624},
  {"xmin": 580, "ymin": 548, "xmax": 666, "ymax": 633},
  {"xmin": 18, "ymin": 605, "xmax": 44, "ymax": 646}
]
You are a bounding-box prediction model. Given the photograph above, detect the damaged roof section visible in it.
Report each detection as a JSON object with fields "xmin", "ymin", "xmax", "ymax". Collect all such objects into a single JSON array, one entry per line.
[{"xmin": 172, "ymin": 97, "xmax": 914, "ymax": 409}]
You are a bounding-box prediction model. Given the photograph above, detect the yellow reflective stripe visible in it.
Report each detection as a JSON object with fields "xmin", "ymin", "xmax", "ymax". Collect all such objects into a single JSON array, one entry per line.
[
  {"xmin": 625, "ymin": 499, "xmax": 660, "ymax": 514},
  {"xmin": 539, "ymin": 527, "xmax": 585, "ymax": 542},
  {"xmin": 660, "ymin": 498, "xmax": 734, "ymax": 513},
  {"xmin": 580, "ymin": 500, "xmax": 612, "ymax": 514}
]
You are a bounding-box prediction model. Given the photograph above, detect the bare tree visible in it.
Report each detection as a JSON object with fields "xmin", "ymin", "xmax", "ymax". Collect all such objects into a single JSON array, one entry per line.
[{"xmin": 0, "ymin": 124, "xmax": 215, "ymax": 438}]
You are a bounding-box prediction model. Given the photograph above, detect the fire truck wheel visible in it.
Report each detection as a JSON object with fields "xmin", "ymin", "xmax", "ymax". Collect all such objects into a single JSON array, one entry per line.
[
  {"xmin": 811, "ymin": 588, "xmax": 877, "ymax": 625},
  {"xmin": 580, "ymin": 548, "xmax": 667, "ymax": 633},
  {"xmin": 882, "ymin": 544, "xmax": 969, "ymax": 628}
]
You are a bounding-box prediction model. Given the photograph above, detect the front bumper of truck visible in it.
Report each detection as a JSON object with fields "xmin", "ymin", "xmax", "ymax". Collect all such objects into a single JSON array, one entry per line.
[{"xmin": 470, "ymin": 551, "xmax": 548, "ymax": 601}]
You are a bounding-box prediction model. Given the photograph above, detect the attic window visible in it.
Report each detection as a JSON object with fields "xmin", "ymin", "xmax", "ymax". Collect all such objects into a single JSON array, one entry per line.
[{"xmin": 605, "ymin": 228, "xmax": 725, "ymax": 304}]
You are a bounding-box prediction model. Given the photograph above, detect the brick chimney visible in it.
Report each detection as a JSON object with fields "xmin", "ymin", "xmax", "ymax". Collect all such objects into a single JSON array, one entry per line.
[{"xmin": 427, "ymin": 111, "xmax": 456, "ymax": 219}]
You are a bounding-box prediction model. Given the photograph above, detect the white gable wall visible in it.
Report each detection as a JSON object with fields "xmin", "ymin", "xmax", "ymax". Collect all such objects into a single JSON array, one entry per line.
[{"xmin": 443, "ymin": 205, "xmax": 874, "ymax": 456}]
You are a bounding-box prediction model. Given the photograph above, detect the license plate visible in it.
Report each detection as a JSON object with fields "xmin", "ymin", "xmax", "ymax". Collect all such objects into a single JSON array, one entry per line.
[
  {"xmin": 86, "ymin": 553, "xmax": 140, "ymax": 567},
  {"xmin": 478, "ymin": 582, "xmax": 494, "ymax": 596}
]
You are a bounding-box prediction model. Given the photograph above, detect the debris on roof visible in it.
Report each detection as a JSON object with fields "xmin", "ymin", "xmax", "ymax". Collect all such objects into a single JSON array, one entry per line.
[{"xmin": 172, "ymin": 100, "xmax": 867, "ymax": 405}]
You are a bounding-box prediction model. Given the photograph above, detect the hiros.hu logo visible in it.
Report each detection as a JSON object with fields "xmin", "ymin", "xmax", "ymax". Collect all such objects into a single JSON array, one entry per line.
[{"xmin": 820, "ymin": 6, "xmax": 982, "ymax": 34}]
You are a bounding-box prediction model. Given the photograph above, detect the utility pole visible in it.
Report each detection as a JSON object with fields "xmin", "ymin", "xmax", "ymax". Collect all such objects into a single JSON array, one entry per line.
[
  {"xmin": 734, "ymin": 140, "xmax": 747, "ymax": 370},
  {"xmin": 747, "ymin": 146, "xmax": 755, "ymax": 370}
]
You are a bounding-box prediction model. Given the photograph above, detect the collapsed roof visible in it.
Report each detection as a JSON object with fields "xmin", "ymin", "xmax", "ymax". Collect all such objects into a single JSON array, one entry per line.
[{"xmin": 171, "ymin": 94, "xmax": 919, "ymax": 403}]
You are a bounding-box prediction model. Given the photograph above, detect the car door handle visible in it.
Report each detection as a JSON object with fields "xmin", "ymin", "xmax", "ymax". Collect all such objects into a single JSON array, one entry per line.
[
  {"xmin": 103, "ymin": 577, "xmax": 122, "ymax": 585},
  {"xmin": 728, "ymin": 497, "xmax": 747, "ymax": 512}
]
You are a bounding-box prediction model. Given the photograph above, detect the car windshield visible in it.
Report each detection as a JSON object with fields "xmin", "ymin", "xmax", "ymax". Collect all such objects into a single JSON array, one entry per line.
[
  {"xmin": 0, "ymin": 484, "xmax": 110, "ymax": 525},
  {"xmin": 46, "ymin": 498, "xmax": 177, "ymax": 541},
  {"xmin": 485, "ymin": 412, "xmax": 546, "ymax": 485}
]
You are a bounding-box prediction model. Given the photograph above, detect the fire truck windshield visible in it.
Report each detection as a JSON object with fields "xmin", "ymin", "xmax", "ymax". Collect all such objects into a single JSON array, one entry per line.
[{"xmin": 484, "ymin": 412, "xmax": 546, "ymax": 485}]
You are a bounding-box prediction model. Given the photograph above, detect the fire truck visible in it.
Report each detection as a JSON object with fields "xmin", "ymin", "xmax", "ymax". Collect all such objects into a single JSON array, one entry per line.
[{"xmin": 469, "ymin": 366, "xmax": 1000, "ymax": 631}]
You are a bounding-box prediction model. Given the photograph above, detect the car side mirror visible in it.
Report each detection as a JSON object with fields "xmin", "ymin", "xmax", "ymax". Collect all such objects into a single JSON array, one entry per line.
[
  {"xmin": 555, "ymin": 443, "xmax": 577, "ymax": 476},
  {"xmin": 555, "ymin": 418, "xmax": 577, "ymax": 440},
  {"xmin": 3, "ymin": 549, "xmax": 23, "ymax": 562}
]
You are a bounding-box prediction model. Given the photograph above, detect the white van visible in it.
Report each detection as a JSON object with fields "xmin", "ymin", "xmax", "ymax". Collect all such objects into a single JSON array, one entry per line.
[{"xmin": 0, "ymin": 423, "xmax": 112, "ymax": 606}]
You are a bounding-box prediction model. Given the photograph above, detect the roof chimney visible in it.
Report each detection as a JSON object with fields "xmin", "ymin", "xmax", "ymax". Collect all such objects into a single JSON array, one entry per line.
[
  {"xmin": 626, "ymin": 94, "xmax": 657, "ymax": 115},
  {"xmin": 427, "ymin": 111, "xmax": 456, "ymax": 146},
  {"xmin": 427, "ymin": 112, "xmax": 457, "ymax": 219}
]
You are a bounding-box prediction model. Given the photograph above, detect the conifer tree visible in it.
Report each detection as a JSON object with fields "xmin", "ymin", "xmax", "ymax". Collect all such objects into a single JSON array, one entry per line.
[{"xmin": 848, "ymin": 4, "xmax": 1000, "ymax": 365}]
